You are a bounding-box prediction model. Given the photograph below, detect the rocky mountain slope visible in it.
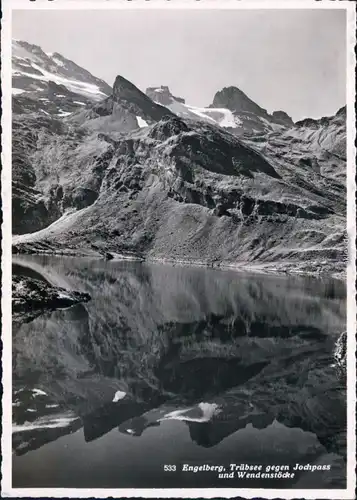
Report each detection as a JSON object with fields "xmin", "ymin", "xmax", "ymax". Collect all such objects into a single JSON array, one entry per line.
[
  {"xmin": 244, "ymin": 106, "xmax": 347, "ymax": 184},
  {"xmin": 12, "ymin": 40, "xmax": 112, "ymax": 116},
  {"xmin": 12, "ymin": 40, "xmax": 347, "ymax": 276}
]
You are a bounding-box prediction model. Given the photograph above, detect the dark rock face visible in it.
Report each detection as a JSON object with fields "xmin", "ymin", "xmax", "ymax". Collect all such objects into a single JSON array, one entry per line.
[
  {"xmin": 12, "ymin": 276, "xmax": 91, "ymax": 323},
  {"xmin": 112, "ymin": 75, "xmax": 148, "ymax": 102},
  {"xmin": 111, "ymin": 76, "xmax": 176, "ymax": 123},
  {"xmin": 11, "ymin": 113, "xmax": 97, "ymax": 235},
  {"xmin": 12, "ymin": 115, "xmax": 64, "ymax": 234},
  {"xmin": 272, "ymin": 110, "xmax": 294, "ymax": 126},
  {"xmin": 211, "ymin": 86, "xmax": 268, "ymax": 116}
]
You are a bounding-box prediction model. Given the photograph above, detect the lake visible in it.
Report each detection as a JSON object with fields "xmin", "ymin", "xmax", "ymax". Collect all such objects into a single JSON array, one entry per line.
[{"xmin": 12, "ymin": 256, "xmax": 346, "ymax": 489}]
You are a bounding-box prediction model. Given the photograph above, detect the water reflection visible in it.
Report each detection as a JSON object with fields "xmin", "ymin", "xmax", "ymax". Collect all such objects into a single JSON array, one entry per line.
[{"xmin": 12, "ymin": 256, "xmax": 346, "ymax": 488}]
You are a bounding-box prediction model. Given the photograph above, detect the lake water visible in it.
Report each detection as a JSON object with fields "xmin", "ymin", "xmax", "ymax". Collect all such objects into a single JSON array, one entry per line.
[{"xmin": 12, "ymin": 256, "xmax": 346, "ymax": 489}]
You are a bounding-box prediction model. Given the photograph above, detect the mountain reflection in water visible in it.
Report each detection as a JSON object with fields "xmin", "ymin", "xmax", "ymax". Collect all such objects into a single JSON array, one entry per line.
[{"xmin": 12, "ymin": 256, "xmax": 346, "ymax": 489}]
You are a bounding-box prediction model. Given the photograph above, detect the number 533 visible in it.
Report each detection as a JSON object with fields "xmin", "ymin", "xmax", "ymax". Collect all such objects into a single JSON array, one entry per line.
[{"xmin": 164, "ymin": 465, "xmax": 177, "ymax": 472}]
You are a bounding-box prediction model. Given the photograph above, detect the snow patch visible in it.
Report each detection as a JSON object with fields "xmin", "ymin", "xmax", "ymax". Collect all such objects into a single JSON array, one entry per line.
[
  {"xmin": 57, "ymin": 110, "xmax": 72, "ymax": 117},
  {"xmin": 159, "ymin": 402, "xmax": 221, "ymax": 423},
  {"xmin": 57, "ymin": 291, "xmax": 72, "ymax": 300},
  {"xmin": 164, "ymin": 98, "xmax": 242, "ymax": 129},
  {"xmin": 13, "ymin": 415, "xmax": 77, "ymax": 433},
  {"xmin": 15, "ymin": 61, "xmax": 107, "ymax": 101},
  {"xmin": 32, "ymin": 388, "xmax": 47, "ymax": 397},
  {"xmin": 12, "ymin": 88, "xmax": 25, "ymax": 95},
  {"xmin": 113, "ymin": 390, "xmax": 126, "ymax": 402},
  {"xmin": 137, "ymin": 116, "xmax": 148, "ymax": 128}
]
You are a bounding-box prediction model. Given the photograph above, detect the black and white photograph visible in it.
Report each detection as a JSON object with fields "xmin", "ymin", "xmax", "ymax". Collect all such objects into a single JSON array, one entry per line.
[{"xmin": 1, "ymin": 0, "xmax": 356, "ymax": 498}]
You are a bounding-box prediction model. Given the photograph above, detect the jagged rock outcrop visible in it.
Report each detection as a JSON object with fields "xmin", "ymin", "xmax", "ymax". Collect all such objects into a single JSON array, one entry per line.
[
  {"xmin": 111, "ymin": 75, "xmax": 173, "ymax": 119},
  {"xmin": 146, "ymin": 86, "xmax": 185, "ymax": 105},
  {"xmin": 13, "ymin": 275, "xmax": 91, "ymax": 323}
]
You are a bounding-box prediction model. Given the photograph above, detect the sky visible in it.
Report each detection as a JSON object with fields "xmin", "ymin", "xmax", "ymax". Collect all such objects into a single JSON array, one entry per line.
[{"xmin": 12, "ymin": 8, "xmax": 346, "ymax": 121}]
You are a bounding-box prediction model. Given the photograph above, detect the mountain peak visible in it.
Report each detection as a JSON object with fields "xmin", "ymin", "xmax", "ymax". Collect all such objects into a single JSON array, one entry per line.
[
  {"xmin": 77, "ymin": 75, "xmax": 177, "ymax": 130},
  {"xmin": 211, "ymin": 86, "xmax": 268, "ymax": 117},
  {"xmin": 112, "ymin": 74, "xmax": 165, "ymax": 111},
  {"xmin": 113, "ymin": 74, "xmax": 141, "ymax": 96},
  {"xmin": 146, "ymin": 86, "xmax": 185, "ymax": 106}
]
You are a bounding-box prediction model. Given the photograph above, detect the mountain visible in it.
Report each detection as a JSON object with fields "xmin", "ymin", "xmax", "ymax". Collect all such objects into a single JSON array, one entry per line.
[
  {"xmin": 12, "ymin": 39, "xmax": 112, "ymax": 116},
  {"xmin": 210, "ymin": 85, "xmax": 294, "ymax": 133},
  {"xmin": 145, "ymin": 85, "xmax": 243, "ymax": 131},
  {"xmin": 67, "ymin": 75, "xmax": 176, "ymax": 134},
  {"xmin": 11, "ymin": 40, "xmax": 347, "ymax": 276},
  {"xmin": 145, "ymin": 85, "xmax": 294, "ymax": 136}
]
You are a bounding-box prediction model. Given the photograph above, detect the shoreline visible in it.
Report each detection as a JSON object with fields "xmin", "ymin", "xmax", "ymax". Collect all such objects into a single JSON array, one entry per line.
[{"xmin": 11, "ymin": 247, "xmax": 346, "ymax": 282}]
